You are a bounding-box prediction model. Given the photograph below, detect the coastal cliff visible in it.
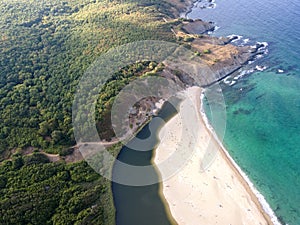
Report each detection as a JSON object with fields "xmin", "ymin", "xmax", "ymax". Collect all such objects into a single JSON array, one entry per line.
[{"xmin": 162, "ymin": 18, "xmax": 266, "ymax": 87}]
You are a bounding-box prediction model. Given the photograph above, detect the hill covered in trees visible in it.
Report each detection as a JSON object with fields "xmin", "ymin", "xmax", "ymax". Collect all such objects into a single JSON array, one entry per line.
[
  {"xmin": 0, "ymin": 0, "xmax": 188, "ymax": 224},
  {"xmin": 0, "ymin": 0, "xmax": 186, "ymax": 159}
]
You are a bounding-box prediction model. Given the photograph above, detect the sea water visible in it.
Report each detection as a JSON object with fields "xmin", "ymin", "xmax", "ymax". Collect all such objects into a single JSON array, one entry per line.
[{"xmin": 189, "ymin": 0, "xmax": 300, "ymax": 224}]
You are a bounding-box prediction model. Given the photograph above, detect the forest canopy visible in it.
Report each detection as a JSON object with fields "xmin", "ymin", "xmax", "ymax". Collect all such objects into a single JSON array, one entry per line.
[
  {"xmin": 0, "ymin": 0, "xmax": 179, "ymax": 160},
  {"xmin": 0, "ymin": 0, "xmax": 184, "ymax": 224}
]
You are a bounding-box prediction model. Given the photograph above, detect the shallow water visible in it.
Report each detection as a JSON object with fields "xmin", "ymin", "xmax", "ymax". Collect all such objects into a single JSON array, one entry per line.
[
  {"xmin": 112, "ymin": 101, "xmax": 179, "ymax": 225},
  {"xmin": 190, "ymin": 0, "xmax": 300, "ymax": 224}
]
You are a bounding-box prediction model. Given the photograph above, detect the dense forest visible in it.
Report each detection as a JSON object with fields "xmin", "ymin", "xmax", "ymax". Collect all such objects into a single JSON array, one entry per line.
[
  {"xmin": 0, "ymin": 0, "xmax": 184, "ymax": 224},
  {"xmin": 0, "ymin": 154, "xmax": 114, "ymax": 225},
  {"xmin": 0, "ymin": 0, "xmax": 178, "ymax": 159}
]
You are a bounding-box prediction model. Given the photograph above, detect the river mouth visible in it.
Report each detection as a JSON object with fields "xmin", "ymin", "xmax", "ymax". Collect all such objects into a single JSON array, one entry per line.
[{"xmin": 111, "ymin": 99, "xmax": 180, "ymax": 225}]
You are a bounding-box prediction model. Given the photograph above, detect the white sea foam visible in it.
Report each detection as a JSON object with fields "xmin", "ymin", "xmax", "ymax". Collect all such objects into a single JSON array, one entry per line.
[
  {"xmin": 233, "ymin": 69, "xmax": 254, "ymax": 80},
  {"xmin": 200, "ymin": 92, "xmax": 215, "ymax": 134},
  {"xmin": 264, "ymin": 48, "xmax": 269, "ymax": 55},
  {"xmin": 197, "ymin": 0, "xmax": 217, "ymax": 10},
  {"xmin": 223, "ymin": 69, "xmax": 255, "ymax": 86},
  {"xmin": 257, "ymin": 42, "xmax": 269, "ymax": 54},
  {"xmin": 238, "ymin": 38, "xmax": 251, "ymax": 47},
  {"xmin": 234, "ymin": 70, "xmax": 247, "ymax": 80},
  {"xmin": 223, "ymin": 76, "xmax": 232, "ymax": 84},
  {"xmin": 278, "ymin": 69, "xmax": 284, "ymax": 73},
  {"xmin": 243, "ymin": 38, "xmax": 250, "ymax": 44},
  {"xmin": 256, "ymin": 65, "xmax": 267, "ymax": 71},
  {"xmin": 257, "ymin": 41, "xmax": 269, "ymax": 48},
  {"xmin": 227, "ymin": 34, "xmax": 243, "ymax": 43},
  {"xmin": 249, "ymin": 41, "xmax": 269, "ymax": 55},
  {"xmin": 213, "ymin": 26, "xmax": 220, "ymax": 32},
  {"xmin": 200, "ymin": 90, "xmax": 282, "ymax": 225},
  {"xmin": 223, "ymin": 77, "xmax": 236, "ymax": 86},
  {"xmin": 229, "ymin": 80, "xmax": 236, "ymax": 86},
  {"xmin": 254, "ymin": 54, "xmax": 264, "ymax": 60}
]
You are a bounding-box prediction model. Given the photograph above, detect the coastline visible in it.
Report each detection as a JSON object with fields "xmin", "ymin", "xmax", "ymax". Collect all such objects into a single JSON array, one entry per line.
[
  {"xmin": 153, "ymin": 86, "xmax": 279, "ymax": 225},
  {"xmin": 199, "ymin": 94, "xmax": 281, "ymax": 225},
  {"xmin": 179, "ymin": 0, "xmax": 198, "ymax": 18},
  {"xmin": 111, "ymin": 1, "xmax": 282, "ymax": 224}
]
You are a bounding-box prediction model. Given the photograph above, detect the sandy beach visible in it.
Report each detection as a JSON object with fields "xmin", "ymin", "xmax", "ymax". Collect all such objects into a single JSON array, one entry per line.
[{"xmin": 153, "ymin": 86, "xmax": 273, "ymax": 225}]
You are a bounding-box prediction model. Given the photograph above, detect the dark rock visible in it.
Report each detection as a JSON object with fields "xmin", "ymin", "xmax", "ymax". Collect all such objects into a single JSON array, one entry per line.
[{"xmin": 181, "ymin": 20, "xmax": 215, "ymax": 34}]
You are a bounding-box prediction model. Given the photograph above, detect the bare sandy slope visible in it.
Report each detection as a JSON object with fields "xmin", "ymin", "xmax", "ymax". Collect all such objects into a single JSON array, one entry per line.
[{"xmin": 154, "ymin": 86, "xmax": 271, "ymax": 225}]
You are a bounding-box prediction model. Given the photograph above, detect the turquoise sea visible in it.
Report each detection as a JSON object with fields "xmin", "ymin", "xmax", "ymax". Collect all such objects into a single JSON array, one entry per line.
[{"xmin": 189, "ymin": 0, "xmax": 300, "ymax": 224}]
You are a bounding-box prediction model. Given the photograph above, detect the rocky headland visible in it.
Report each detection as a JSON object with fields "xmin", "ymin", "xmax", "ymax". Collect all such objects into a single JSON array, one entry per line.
[
  {"xmin": 164, "ymin": 18, "xmax": 267, "ymax": 87},
  {"xmin": 95, "ymin": 15, "xmax": 268, "ymax": 144}
]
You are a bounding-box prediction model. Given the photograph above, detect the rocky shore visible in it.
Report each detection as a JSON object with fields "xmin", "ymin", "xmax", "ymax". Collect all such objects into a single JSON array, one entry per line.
[
  {"xmin": 158, "ymin": 0, "xmax": 268, "ymax": 87},
  {"xmin": 95, "ymin": 0, "xmax": 268, "ymax": 147},
  {"xmin": 96, "ymin": 15, "xmax": 267, "ymax": 143},
  {"xmin": 164, "ymin": 18, "xmax": 267, "ymax": 87}
]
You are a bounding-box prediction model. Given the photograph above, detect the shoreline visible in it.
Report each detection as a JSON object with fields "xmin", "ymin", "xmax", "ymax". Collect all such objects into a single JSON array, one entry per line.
[
  {"xmin": 111, "ymin": 1, "xmax": 280, "ymax": 224},
  {"xmin": 179, "ymin": 0, "xmax": 198, "ymax": 18},
  {"xmin": 153, "ymin": 86, "xmax": 280, "ymax": 225},
  {"xmin": 199, "ymin": 92, "xmax": 281, "ymax": 225}
]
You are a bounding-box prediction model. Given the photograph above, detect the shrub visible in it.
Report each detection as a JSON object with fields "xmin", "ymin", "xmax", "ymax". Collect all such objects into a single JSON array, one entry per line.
[
  {"xmin": 203, "ymin": 49, "xmax": 211, "ymax": 54},
  {"xmin": 23, "ymin": 153, "xmax": 50, "ymax": 166},
  {"xmin": 183, "ymin": 36, "xmax": 195, "ymax": 42},
  {"xmin": 195, "ymin": 51, "xmax": 201, "ymax": 56}
]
